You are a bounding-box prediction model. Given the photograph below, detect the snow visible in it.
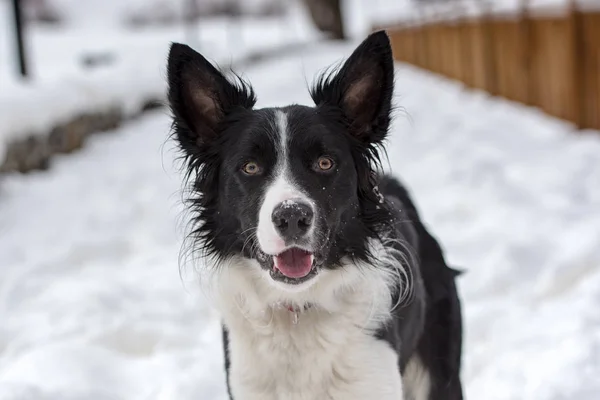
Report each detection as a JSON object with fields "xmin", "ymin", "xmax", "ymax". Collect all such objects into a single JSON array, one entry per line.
[
  {"xmin": 2, "ymin": 18, "xmax": 600, "ymax": 400},
  {"xmin": 2, "ymin": 38, "xmax": 600, "ymax": 399},
  {"xmin": 0, "ymin": 0, "xmax": 318, "ymax": 156},
  {"xmin": 0, "ymin": 111, "xmax": 228, "ymax": 400},
  {"xmin": 385, "ymin": 67, "xmax": 600, "ymax": 398}
]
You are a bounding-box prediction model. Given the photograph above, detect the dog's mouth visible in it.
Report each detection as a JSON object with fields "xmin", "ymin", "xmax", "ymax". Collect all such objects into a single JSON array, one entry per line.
[
  {"xmin": 258, "ymin": 247, "xmax": 319, "ymax": 285},
  {"xmin": 274, "ymin": 248, "xmax": 313, "ymax": 277}
]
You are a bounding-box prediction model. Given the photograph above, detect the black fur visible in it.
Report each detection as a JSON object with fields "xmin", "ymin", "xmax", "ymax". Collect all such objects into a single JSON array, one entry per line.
[
  {"xmin": 168, "ymin": 30, "xmax": 464, "ymax": 399},
  {"xmin": 378, "ymin": 176, "xmax": 464, "ymax": 399}
]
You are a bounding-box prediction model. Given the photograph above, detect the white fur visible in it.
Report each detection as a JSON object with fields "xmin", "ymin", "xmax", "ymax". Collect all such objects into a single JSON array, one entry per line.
[
  {"xmin": 403, "ymin": 355, "xmax": 431, "ymax": 400},
  {"xmin": 256, "ymin": 177, "xmax": 312, "ymax": 255},
  {"xmin": 210, "ymin": 238, "xmax": 409, "ymax": 400},
  {"xmin": 256, "ymin": 110, "xmax": 315, "ymax": 255},
  {"xmin": 201, "ymin": 110, "xmax": 426, "ymax": 399}
]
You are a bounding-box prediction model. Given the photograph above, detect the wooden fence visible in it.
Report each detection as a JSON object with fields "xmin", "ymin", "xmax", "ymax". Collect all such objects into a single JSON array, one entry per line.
[{"xmin": 379, "ymin": 8, "xmax": 600, "ymax": 130}]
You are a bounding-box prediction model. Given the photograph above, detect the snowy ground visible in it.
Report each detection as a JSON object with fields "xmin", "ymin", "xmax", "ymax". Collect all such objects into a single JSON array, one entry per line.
[{"xmin": 2, "ymin": 38, "xmax": 600, "ymax": 400}]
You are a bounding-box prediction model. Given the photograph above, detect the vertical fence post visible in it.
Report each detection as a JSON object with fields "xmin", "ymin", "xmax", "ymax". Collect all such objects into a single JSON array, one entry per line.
[
  {"xmin": 415, "ymin": 6, "xmax": 422, "ymax": 69},
  {"xmin": 459, "ymin": 4, "xmax": 470, "ymax": 87},
  {"xmin": 589, "ymin": 11, "xmax": 600, "ymax": 130},
  {"xmin": 481, "ymin": 0, "xmax": 497, "ymax": 95},
  {"xmin": 570, "ymin": 0, "xmax": 586, "ymax": 129},
  {"xmin": 521, "ymin": 0, "xmax": 534, "ymax": 106},
  {"xmin": 11, "ymin": 0, "xmax": 28, "ymax": 78}
]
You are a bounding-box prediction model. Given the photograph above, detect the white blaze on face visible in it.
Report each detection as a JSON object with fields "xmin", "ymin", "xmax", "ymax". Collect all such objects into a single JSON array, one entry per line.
[{"xmin": 256, "ymin": 110, "xmax": 314, "ymax": 255}]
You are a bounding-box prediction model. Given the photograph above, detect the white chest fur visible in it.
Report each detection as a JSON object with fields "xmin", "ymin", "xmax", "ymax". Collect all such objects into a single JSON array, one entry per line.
[
  {"xmin": 226, "ymin": 307, "xmax": 402, "ymax": 400},
  {"xmin": 210, "ymin": 251, "xmax": 407, "ymax": 400}
]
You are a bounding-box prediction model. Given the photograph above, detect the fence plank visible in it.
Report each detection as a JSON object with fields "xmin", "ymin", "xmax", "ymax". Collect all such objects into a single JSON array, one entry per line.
[
  {"xmin": 491, "ymin": 17, "xmax": 530, "ymax": 104},
  {"xmin": 531, "ymin": 16, "xmax": 577, "ymax": 122},
  {"xmin": 382, "ymin": 9, "xmax": 599, "ymax": 130},
  {"xmin": 581, "ymin": 12, "xmax": 600, "ymax": 129}
]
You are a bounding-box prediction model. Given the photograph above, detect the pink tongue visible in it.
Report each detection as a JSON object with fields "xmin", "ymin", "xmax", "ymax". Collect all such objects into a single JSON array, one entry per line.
[{"xmin": 273, "ymin": 248, "xmax": 314, "ymax": 278}]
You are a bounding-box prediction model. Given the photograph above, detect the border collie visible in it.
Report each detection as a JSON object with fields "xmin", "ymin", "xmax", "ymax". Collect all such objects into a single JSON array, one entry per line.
[{"xmin": 167, "ymin": 31, "xmax": 464, "ymax": 400}]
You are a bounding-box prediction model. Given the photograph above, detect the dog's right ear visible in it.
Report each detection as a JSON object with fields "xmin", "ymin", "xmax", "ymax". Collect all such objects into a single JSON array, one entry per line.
[{"xmin": 167, "ymin": 43, "xmax": 256, "ymax": 148}]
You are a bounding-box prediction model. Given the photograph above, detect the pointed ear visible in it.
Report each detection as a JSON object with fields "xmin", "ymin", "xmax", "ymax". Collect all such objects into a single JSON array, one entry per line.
[
  {"xmin": 311, "ymin": 31, "xmax": 394, "ymax": 143},
  {"xmin": 167, "ymin": 43, "xmax": 256, "ymax": 148}
]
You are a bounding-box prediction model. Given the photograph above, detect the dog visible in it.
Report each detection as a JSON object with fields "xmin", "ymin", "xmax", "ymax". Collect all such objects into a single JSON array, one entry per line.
[{"xmin": 167, "ymin": 30, "xmax": 464, "ymax": 400}]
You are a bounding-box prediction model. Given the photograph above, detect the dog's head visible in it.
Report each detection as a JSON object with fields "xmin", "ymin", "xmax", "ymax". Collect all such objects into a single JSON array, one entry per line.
[{"xmin": 168, "ymin": 32, "xmax": 394, "ymax": 293}]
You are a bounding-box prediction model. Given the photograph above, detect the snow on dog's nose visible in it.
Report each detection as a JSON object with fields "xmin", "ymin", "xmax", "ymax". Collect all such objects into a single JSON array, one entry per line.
[
  {"xmin": 272, "ymin": 200, "xmax": 314, "ymax": 241},
  {"xmin": 256, "ymin": 109, "xmax": 316, "ymax": 256},
  {"xmin": 256, "ymin": 178, "xmax": 315, "ymax": 255}
]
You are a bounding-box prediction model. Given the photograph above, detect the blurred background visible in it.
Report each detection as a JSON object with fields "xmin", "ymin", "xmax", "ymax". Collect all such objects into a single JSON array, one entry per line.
[{"xmin": 1, "ymin": 0, "xmax": 599, "ymax": 399}]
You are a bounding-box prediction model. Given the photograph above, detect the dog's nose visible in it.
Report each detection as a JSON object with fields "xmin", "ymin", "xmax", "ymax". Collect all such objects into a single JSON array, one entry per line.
[{"xmin": 271, "ymin": 201, "xmax": 313, "ymax": 240}]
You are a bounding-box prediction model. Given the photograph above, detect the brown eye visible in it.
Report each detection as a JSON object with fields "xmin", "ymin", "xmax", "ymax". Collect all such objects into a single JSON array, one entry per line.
[
  {"xmin": 317, "ymin": 156, "xmax": 334, "ymax": 171},
  {"xmin": 242, "ymin": 161, "xmax": 261, "ymax": 175}
]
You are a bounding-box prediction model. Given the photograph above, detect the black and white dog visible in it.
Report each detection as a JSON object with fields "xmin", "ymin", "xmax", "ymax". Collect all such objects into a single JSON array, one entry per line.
[{"xmin": 167, "ymin": 31, "xmax": 464, "ymax": 400}]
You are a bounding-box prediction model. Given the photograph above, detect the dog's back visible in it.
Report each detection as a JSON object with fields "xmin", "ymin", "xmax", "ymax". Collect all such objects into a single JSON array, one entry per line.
[{"xmin": 379, "ymin": 175, "xmax": 464, "ymax": 400}]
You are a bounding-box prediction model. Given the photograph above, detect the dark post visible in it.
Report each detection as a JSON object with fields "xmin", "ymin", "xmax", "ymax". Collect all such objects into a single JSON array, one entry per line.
[
  {"xmin": 304, "ymin": 0, "xmax": 346, "ymax": 40},
  {"xmin": 11, "ymin": 0, "xmax": 28, "ymax": 78}
]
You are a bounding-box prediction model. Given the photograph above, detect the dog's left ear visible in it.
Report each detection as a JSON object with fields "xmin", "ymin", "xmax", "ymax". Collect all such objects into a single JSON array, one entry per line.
[{"xmin": 311, "ymin": 31, "xmax": 394, "ymax": 144}]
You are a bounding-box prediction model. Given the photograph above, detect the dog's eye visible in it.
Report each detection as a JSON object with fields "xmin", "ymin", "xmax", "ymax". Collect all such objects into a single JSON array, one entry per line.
[
  {"xmin": 316, "ymin": 156, "xmax": 334, "ymax": 171},
  {"xmin": 242, "ymin": 161, "xmax": 262, "ymax": 175}
]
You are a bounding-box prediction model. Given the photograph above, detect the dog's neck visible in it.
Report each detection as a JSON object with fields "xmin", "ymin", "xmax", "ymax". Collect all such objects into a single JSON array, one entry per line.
[
  {"xmin": 214, "ymin": 252, "xmax": 401, "ymax": 400},
  {"xmin": 267, "ymin": 301, "xmax": 313, "ymax": 325},
  {"xmin": 212, "ymin": 246, "xmax": 397, "ymax": 334}
]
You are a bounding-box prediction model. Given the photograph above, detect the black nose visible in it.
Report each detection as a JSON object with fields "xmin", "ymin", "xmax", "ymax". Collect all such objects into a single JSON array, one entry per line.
[{"xmin": 272, "ymin": 201, "xmax": 314, "ymax": 240}]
